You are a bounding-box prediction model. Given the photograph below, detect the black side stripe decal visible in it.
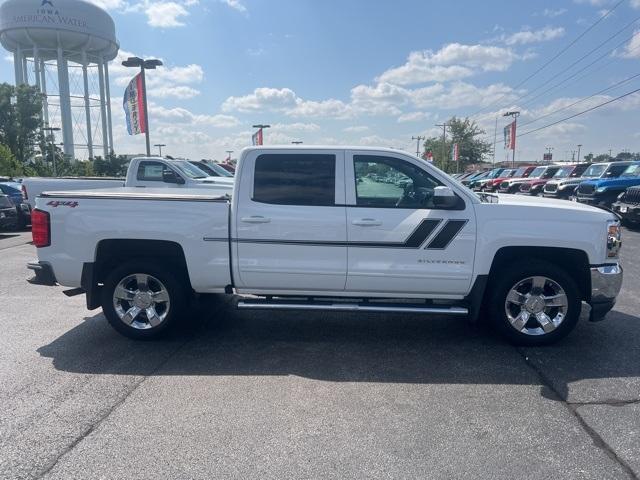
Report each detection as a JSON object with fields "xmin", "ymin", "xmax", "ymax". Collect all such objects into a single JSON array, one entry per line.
[
  {"xmin": 425, "ymin": 220, "xmax": 468, "ymax": 249},
  {"xmin": 404, "ymin": 219, "xmax": 442, "ymax": 248},
  {"xmin": 204, "ymin": 218, "xmax": 467, "ymax": 250}
]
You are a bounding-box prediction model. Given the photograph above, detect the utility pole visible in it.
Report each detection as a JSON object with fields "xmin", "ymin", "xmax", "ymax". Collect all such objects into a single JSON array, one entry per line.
[
  {"xmin": 154, "ymin": 143, "xmax": 166, "ymax": 156},
  {"xmin": 577, "ymin": 144, "xmax": 582, "ymax": 163},
  {"xmin": 411, "ymin": 135, "xmax": 425, "ymax": 158},
  {"xmin": 492, "ymin": 116, "xmax": 498, "ymax": 165},
  {"xmin": 435, "ymin": 123, "xmax": 448, "ymax": 171}
]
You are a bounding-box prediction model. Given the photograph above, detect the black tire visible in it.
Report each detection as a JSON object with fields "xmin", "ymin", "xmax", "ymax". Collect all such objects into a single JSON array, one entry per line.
[
  {"xmin": 101, "ymin": 260, "xmax": 187, "ymax": 339},
  {"xmin": 487, "ymin": 260, "xmax": 582, "ymax": 346}
]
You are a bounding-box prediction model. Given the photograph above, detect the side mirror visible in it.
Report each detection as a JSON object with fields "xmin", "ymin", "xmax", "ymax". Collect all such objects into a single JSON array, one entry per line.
[
  {"xmin": 433, "ymin": 186, "xmax": 458, "ymax": 209},
  {"xmin": 163, "ymin": 170, "xmax": 185, "ymax": 184}
]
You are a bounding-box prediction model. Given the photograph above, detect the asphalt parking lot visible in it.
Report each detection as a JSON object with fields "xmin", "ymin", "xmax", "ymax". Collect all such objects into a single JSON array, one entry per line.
[{"xmin": 1, "ymin": 229, "xmax": 639, "ymax": 479}]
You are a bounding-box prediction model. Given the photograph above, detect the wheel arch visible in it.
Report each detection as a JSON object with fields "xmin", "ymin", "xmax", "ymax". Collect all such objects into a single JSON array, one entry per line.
[
  {"xmin": 487, "ymin": 246, "xmax": 591, "ymax": 301},
  {"xmin": 82, "ymin": 239, "xmax": 192, "ymax": 310}
]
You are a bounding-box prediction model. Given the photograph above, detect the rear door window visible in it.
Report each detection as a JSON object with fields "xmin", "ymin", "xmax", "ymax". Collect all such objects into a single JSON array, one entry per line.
[{"xmin": 253, "ymin": 154, "xmax": 336, "ymax": 206}]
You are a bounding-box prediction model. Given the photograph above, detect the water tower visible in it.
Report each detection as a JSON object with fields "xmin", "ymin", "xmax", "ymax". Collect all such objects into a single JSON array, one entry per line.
[{"xmin": 0, "ymin": 0, "xmax": 119, "ymax": 160}]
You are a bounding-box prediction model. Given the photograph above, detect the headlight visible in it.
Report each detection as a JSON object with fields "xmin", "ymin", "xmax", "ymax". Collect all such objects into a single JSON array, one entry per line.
[
  {"xmin": 607, "ymin": 222, "xmax": 622, "ymax": 258},
  {"xmin": 596, "ymin": 187, "xmax": 607, "ymax": 193},
  {"xmin": 617, "ymin": 192, "xmax": 625, "ymax": 201},
  {"xmin": 558, "ymin": 183, "xmax": 572, "ymax": 190}
]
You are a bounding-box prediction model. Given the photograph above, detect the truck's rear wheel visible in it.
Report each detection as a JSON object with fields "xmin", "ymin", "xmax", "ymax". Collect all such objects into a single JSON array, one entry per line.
[
  {"xmin": 101, "ymin": 261, "xmax": 186, "ymax": 339},
  {"xmin": 488, "ymin": 260, "xmax": 581, "ymax": 346}
]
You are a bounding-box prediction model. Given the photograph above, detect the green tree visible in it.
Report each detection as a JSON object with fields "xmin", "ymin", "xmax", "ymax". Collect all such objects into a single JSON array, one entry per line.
[
  {"xmin": 0, "ymin": 143, "xmax": 23, "ymax": 177},
  {"xmin": 0, "ymin": 83, "xmax": 43, "ymax": 166},
  {"xmin": 92, "ymin": 153, "xmax": 130, "ymax": 177},
  {"xmin": 423, "ymin": 117, "xmax": 491, "ymax": 172}
]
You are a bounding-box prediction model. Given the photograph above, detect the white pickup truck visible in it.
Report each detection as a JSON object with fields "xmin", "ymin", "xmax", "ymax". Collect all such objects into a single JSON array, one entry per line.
[
  {"xmin": 22, "ymin": 156, "xmax": 233, "ymax": 206},
  {"xmin": 28, "ymin": 146, "xmax": 623, "ymax": 345}
]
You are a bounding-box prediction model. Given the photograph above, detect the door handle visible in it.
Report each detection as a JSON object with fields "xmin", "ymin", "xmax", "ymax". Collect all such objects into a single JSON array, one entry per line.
[
  {"xmin": 352, "ymin": 218, "xmax": 382, "ymax": 226},
  {"xmin": 241, "ymin": 216, "xmax": 271, "ymax": 224}
]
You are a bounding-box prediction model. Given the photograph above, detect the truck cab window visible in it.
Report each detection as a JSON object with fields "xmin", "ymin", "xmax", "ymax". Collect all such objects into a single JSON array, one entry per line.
[
  {"xmin": 137, "ymin": 161, "xmax": 171, "ymax": 181},
  {"xmin": 253, "ymin": 154, "xmax": 336, "ymax": 206},
  {"xmin": 354, "ymin": 155, "xmax": 442, "ymax": 208}
]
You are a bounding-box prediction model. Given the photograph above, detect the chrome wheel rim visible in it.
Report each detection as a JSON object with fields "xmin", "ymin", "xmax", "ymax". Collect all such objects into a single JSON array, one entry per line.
[
  {"xmin": 113, "ymin": 273, "xmax": 170, "ymax": 330},
  {"xmin": 504, "ymin": 276, "xmax": 568, "ymax": 336}
]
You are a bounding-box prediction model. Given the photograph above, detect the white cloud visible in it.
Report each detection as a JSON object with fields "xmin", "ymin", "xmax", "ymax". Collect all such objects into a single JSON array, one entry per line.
[
  {"xmin": 573, "ymin": 0, "xmax": 612, "ymax": 6},
  {"xmin": 149, "ymin": 85, "xmax": 200, "ymax": 99},
  {"xmin": 222, "ymin": 0, "xmax": 247, "ymax": 13},
  {"xmin": 221, "ymin": 87, "xmax": 298, "ymax": 112},
  {"xmin": 86, "ymin": 0, "xmax": 127, "ymax": 8},
  {"xmin": 632, "ymin": 0, "xmax": 640, "ymax": 8},
  {"xmin": 397, "ymin": 112, "xmax": 430, "ymax": 123},
  {"xmin": 411, "ymin": 82, "xmax": 518, "ymax": 110},
  {"xmin": 541, "ymin": 8, "xmax": 567, "ymax": 17},
  {"xmin": 343, "ymin": 126, "xmax": 369, "ymax": 133},
  {"xmin": 288, "ymin": 98, "xmax": 352, "ymax": 118},
  {"xmin": 377, "ymin": 43, "xmax": 521, "ymax": 86},
  {"xmin": 501, "ymin": 26, "xmax": 565, "ymax": 45},
  {"xmin": 4, "ymin": 54, "xmax": 13, "ymax": 63},
  {"xmin": 271, "ymin": 122, "xmax": 321, "ymax": 132},
  {"xmin": 532, "ymin": 122, "xmax": 586, "ymax": 139},
  {"xmin": 618, "ymin": 30, "xmax": 640, "ymax": 58},
  {"xmin": 145, "ymin": 2, "xmax": 189, "ymax": 27}
]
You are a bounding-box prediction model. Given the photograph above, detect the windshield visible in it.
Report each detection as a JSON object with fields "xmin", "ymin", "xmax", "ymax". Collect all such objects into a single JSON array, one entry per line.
[
  {"xmin": 583, "ymin": 164, "xmax": 607, "ymax": 178},
  {"xmin": 553, "ymin": 166, "xmax": 574, "ymax": 178},
  {"xmin": 173, "ymin": 161, "xmax": 208, "ymax": 179},
  {"xmin": 528, "ymin": 166, "xmax": 546, "ymax": 178},
  {"xmin": 622, "ymin": 164, "xmax": 640, "ymax": 177},
  {"xmin": 513, "ymin": 167, "xmax": 528, "ymax": 177},
  {"xmin": 203, "ymin": 161, "xmax": 233, "ymax": 177},
  {"xmin": 487, "ymin": 169, "xmax": 503, "ymax": 179},
  {"xmin": 0, "ymin": 195, "xmax": 12, "ymax": 207}
]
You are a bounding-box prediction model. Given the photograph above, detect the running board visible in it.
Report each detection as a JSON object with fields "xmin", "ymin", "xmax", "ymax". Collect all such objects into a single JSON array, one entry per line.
[{"xmin": 237, "ymin": 300, "xmax": 468, "ymax": 315}]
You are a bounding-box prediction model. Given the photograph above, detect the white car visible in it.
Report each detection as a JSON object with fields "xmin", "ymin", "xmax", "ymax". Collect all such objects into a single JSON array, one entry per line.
[
  {"xmin": 28, "ymin": 146, "xmax": 623, "ymax": 345},
  {"xmin": 22, "ymin": 156, "xmax": 232, "ymax": 207}
]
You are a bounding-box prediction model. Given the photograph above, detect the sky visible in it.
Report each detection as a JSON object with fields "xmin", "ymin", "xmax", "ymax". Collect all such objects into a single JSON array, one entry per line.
[{"xmin": 3, "ymin": 0, "xmax": 640, "ymax": 163}]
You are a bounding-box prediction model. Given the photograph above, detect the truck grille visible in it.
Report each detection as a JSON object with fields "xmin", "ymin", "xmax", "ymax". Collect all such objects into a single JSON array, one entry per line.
[
  {"xmin": 520, "ymin": 183, "xmax": 531, "ymax": 192},
  {"xmin": 544, "ymin": 183, "xmax": 558, "ymax": 193},
  {"xmin": 578, "ymin": 183, "xmax": 596, "ymax": 195},
  {"xmin": 622, "ymin": 188, "xmax": 640, "ymax": 204}
]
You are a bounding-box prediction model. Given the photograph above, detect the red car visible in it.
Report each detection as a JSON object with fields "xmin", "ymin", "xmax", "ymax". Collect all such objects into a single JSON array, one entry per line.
[
  {"xmin": 491, "ymin": 166, "xmax": 536, "ymax": 193},
  {"xmin": 518, "ymin": 165, "xmax": 565, "ymax": 195}
]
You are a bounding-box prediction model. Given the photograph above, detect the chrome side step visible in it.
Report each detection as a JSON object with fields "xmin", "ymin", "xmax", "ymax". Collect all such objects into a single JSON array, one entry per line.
[{"xmin": 237, "ymin": 300, "xmax": 468, "ymax": 315}]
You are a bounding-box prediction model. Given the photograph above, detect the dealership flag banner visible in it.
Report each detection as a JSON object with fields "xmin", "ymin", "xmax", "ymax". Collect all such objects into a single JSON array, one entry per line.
[
  {"xmin": 452, "ymin": 143, "xmax": 459, "ymax": 162},
  {"xmin": 503, "ymin": 121, "xmax": 516, "ymax": 150},
  {"xmin": 123, "ymin": 73, "xmax": 147, "ymax": 136},
  {"xmin": 252, "ymin": 128, "xmax": 263, "ymax": 146}
]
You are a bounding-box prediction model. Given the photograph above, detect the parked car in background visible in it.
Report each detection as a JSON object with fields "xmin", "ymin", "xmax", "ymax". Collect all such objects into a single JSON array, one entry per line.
[
  {"xmin": 576, "ymin": 162, "xmax": 640, "ymax": 209},
  {"xmin": 519, "ymin": 164, "xmax": 588, "ymax": 196},
  {"xmin": 0, "ymin": 194, "xmax": 18, "ymax": 230},
  {"xmin": 468, "ymin": 168, "xmax": 505, "ymax": 190},
  {"xmin": 500, "ymin": 165, "xmax": 557, "ymax": 194},
  {"xmin": 460, "ymin": 170, "xmax": 489, "ymax": 186},
  {"xmin": 190, "ymin": 160, "xmax": 234, "ymax": 177},
  {"xmin": 496, "ymin": 166, "xmax": 538, "ymax": 193},
  {"xmin": 479, "ymin": 168, "xmax": 518, "ymax": 192},
  {"xmin": 544, "ymin": 162, "xmax": 631, "ymax": 200},
  {"xmin": 22, "ymin": 157, "xmax": 233, "ymax": 207},
  {"xmin": 612, "ymin": 185, "xmax": 640, "ymax": 227},
  {"xmin": 0, "ymin": 181, "xmax": 31, "ymax": 228}
]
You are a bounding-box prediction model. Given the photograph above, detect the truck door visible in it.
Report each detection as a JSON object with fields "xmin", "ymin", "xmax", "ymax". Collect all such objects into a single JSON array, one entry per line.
[
  {"xmin": 234, "ymin": 149, "xmax": 347, "ymax": 292},
  {"xmin": 344, "ymin": 151, "xmax": 476, "ymax": 296}
]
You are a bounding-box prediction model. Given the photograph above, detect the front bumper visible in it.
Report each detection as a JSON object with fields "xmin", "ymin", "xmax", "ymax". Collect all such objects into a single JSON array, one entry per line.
[
  {"xmin": 27, "ymin": 261, "xmax": 57, "ymax": 286},
  {"xmin": 612, "ymin": 201, "xmax": 640, "ymax": 223},
  {"xmin": 588, "ymin": 263, "xmax": 623, "ymax": 321}
]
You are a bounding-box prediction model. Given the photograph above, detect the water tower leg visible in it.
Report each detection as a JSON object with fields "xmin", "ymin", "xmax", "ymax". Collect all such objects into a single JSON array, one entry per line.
[
  {"xmin": 40, "ymin": 60, "xmax": 50, "ymax": 128},
  {"xmin": 33, "ymin": 47, "xmax": 41, "ymax": 91},
  {"xmin": 22, "ymin": 56, "xmax": 29, "ymax": 85},
  {"xmin": 81, "ymin": 51, "xmax": 94, "ymax": 160},
  {"xmin": 97, "ymin": 58, "xmax": 109, "ymax": 159},
  {"xmin": 104, "ymin": 62, "xmax": 114, "ymax": 155},
  {"xmin": 14, "ymin": 48, "xmax": 23, "ymax": 85},
  {"xmin": 57, "ymin": 47, "xmax": 75, "ymax": 161}
]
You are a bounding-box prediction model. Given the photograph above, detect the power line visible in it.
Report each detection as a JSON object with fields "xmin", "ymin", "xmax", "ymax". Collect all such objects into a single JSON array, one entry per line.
[
  {"xmin": 469, "ymin": 0, "xmax": 626, "ymax": 118},
  {"xmin": 518, "ymin": 28, "xmax": 640, "ymax": 110},
  {"xmin": 502, "ymin": 16, "xmax": 640, "ymax": 110},
  {"xmin": 518, "ymin": 71, "xmax": 640, "ymax": 128},
  {"xmin": 518, "ymin": 87, "xmax": 640, "ymax": 137}
]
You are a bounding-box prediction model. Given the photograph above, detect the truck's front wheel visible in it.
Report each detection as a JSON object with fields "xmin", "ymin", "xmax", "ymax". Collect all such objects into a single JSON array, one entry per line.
[
  {"xmin": 488, "ymin": 260, "xmax": 581, "ymax": 346},
  {"xmin": 101, "ymin": 261, "xmax": 186, "ymax": 339}
]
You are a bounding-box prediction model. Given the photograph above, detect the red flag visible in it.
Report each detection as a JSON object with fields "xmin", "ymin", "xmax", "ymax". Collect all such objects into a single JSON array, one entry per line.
[{"xmin": 252, "ymin": 128, "xmax": 263, "ymax": 146}]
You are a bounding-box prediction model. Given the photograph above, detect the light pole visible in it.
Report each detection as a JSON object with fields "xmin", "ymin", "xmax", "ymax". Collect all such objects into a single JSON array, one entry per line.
[
  {"xmin": 121, "ymin": 57, "xmax": 163, "ymax": 157},
  {"xmin": 154, "ymin": 143, "xmax": 166, "ymax": 157},
  {"xmin": 291, "ymin": 141, "xmax": 303, "ymax": 145},
  {"xmin": 42, "ymin": 126, "xmax": 61, "ymax": 176},
  {"xmin": 503, "ymin": 111, "xmax": 520, "ymax": 168},
  {"xmin": 226, "ymin": 150, "xmax": 234, "ymax": 162},
  {"xmin": 412, "ymin": 135, "xmax": 425, "ymax": 158},
  {"xmin": 435, "ymin": 123, "xmax": 448, "ymax": 171},
  {"xmin": 577, "ymin": 144, "xmax": 582, "ymax": 163}
]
